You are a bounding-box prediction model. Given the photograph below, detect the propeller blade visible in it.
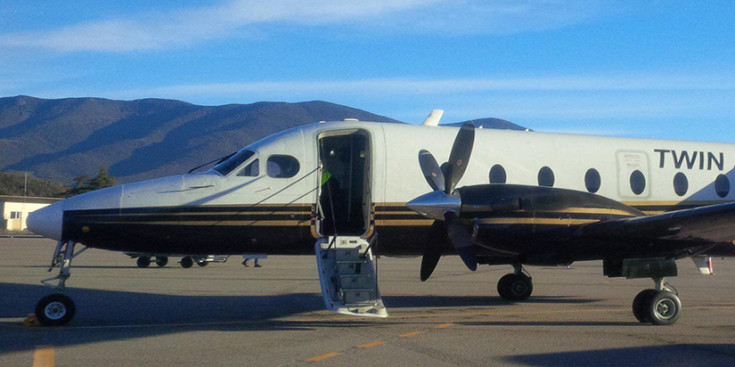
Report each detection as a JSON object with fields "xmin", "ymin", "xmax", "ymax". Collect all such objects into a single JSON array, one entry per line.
[
  {"xmin": 418, "ymin": 149, "xmax": 445, "ymax": 192},
  {"xmin": 420, "ymin": 250, "xmax": 441, "ymax": 281},
  {"xmin": 444, "ymin": 211, "xmax": 477, "ymax": 271},
  {"xmin": 445, "ymin": 122, "xmax": 475, "ymax": 195}
]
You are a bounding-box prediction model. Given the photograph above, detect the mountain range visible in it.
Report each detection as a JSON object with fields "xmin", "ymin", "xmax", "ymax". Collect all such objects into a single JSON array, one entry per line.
[{"xmin": 0, "ymin": 96, "xmax": 525, "ymax": 184}]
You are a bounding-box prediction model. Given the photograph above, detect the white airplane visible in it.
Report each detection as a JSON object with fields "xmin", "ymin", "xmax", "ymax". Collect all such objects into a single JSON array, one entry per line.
[{"xmin": 27, "ymin": 110, "xmax": 735, "ymax": 326}]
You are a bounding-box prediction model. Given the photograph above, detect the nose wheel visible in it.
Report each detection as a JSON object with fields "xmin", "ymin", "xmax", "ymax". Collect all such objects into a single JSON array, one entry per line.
[{"xmin": 35, "ymin": 293, "xmax": 76, "ymax": 326}]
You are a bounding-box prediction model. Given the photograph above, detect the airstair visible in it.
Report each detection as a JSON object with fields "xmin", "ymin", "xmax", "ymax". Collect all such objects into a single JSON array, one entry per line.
[{"xmin": 315, "ymin": 236, "xmax": 388, "ymax": 317}]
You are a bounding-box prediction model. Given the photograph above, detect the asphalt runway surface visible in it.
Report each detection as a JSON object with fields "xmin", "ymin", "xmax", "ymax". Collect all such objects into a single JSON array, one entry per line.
[{"xmin": 2, "ymin": 238, "xmax": 735, "ymax": 366}]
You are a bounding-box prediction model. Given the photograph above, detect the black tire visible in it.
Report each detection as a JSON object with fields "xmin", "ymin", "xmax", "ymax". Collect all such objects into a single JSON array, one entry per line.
[
  {"xmin": 497, "ymin": 273, "xmax": 533, "ymax": 301},
  {"xmin": 180, "ymin": 256, "xmax": 193, "ymax": 268},
  {"xmin": 645, "ymin": 291, "xmax": 681, "ymax": 325},
  {"xmin": 35, "ymin": 294, "xmax": 76, "ymax": 326},
  {"xmin": 196, "ymin": 260, "xmax": 208, "ymax": 267},
  {"xmin": 155, "ymin": 256, "xmax": 168, "ymax": 267},
  {"xmin": 497, "ymin": 274, "xmax": 512, "ymax": 299},
  {"xmin": 136, "ymin": 256, "xmax": 151, "ymax": 268},
  {"xmin": 632, "ymin": 289, "xmax": 657, "ymax": 323}
]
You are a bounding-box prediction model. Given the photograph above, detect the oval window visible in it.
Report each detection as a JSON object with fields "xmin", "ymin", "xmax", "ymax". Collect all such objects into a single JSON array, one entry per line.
[
  {"xmin": 673, "ymin": 172, "xmax": 688, "ymax": 197},
  {"xmin": 489, "ymin": 164, "xmax": 507, "ymax": 184},
  {"xmin": 584, "ymin": 168, "xmax": 601, "ymax": 193},
  {"xmin": 630, "ymin": 170, "xmax": 646, "ymax": 195},
  {"xmin": 267, "ymin": 155, "xmax": 300, "ymax": 178},
  {"xmin": 538, "ymin": 166, "xmax": 555, "ymax": 187},
  {"xmin": 716, "ymin": 174, "xmax": 730, "ymax": 198}
]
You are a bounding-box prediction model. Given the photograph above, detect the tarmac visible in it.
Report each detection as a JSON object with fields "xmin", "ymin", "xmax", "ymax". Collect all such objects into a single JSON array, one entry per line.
[{"xmin": 2, "ymin": 237, "xmax": 735, "ymax": 366}]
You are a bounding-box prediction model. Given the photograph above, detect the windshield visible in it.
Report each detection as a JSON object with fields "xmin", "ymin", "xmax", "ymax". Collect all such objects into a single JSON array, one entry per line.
[{"xmin": 212, "ymin": 149, "xmax": 255, "ymax": 175}]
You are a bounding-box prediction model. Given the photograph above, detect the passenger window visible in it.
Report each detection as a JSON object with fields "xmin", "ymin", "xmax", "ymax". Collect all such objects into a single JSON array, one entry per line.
[
  {"xmin": 585, "ymin": 168, "xmax": 601, "ymax": 193},
  {"xmin": 716, "ymin": 174, "xmax": 730, "ymax": 198},
  {"xmin": 489, "ymin": 164, "xmax": 507, "ymax": 184},
  {"xmin": 237, "ymin": 159, "xmax": 259, "ymax": 177},
  {"xmin": 630, "ymin": 170, "xmax": 646, "ymax": 195},
  {"xmin": 538, "ymin": 166, "xmax": 554, "ymax": 187},
  {"xmin": 267, "ymin": 155, "xmax": 300, "ymax": 178},
  {"xmin": 673, "ymin": 172, "xmax": 688, "ymax": 197}
]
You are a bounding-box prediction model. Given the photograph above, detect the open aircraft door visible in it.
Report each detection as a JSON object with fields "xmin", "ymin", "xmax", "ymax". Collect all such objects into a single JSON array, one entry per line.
[
  {"xmin": 313, "ymin": 127, "xmax": 387, "ymax": 317},
  {"xmin": 315, "ymin": 129, "xmax": 374, "ymax": 237}
]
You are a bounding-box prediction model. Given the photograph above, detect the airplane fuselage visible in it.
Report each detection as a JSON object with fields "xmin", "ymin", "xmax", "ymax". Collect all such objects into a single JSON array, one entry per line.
[{"xmin": 30, "ymin": 120, "xmax": 735, "ymax": 263}]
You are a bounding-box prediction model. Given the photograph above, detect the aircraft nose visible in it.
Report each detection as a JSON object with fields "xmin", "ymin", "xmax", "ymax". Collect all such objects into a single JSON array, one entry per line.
[{"xmin": 27, "ymin": 201, "xmax": 64, "ymax": 240}]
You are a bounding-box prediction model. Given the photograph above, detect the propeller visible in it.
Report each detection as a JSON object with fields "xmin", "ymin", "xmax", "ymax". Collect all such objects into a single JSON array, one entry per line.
[
  {"xmin": 410, "ymin": 122, "xmax": 477, "ymax": 280},
  {"xmin": 418, "ymin": 150, "xmax": 445, "ymax": 192},
  {"xmin": 444, "ymin": 122, "xmax": 475, "ymax": 195}
]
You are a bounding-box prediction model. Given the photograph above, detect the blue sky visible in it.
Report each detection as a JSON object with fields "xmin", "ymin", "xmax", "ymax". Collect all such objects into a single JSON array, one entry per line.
[{"xmin": 1, "ymin": 1, "xmax": 734, "ymax": 142}]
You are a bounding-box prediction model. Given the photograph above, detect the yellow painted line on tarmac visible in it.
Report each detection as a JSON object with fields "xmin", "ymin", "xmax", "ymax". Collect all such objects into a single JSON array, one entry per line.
[
  {"xmin": 434, "ymin": 322, "xmax": 453, "ymax": 329},
  {"xmin": 399, "ymin": 330, "xmax": 424, "ymax": 338},
  {"xmin": 33, "ymin": 346, "xmax": 54, "ymax": 367},
  {"xmin": 305, "ymin": 352, "xmax": 340, "ymax": 362},
  {"xmin": 357, "ymin": 340, "xmax": 386, "ymax": 348}
]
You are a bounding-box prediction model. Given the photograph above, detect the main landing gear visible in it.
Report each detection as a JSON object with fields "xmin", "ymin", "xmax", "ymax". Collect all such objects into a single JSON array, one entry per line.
[
  {"xmin": 135, "ymin": 255, "xmax": 168, "ymax": 268},
  {"xmin": 497, "ymin": 264, "xmax": 533, "ymax": 301},
  {"xmin": 35, "ymin": 240, "xmax": 85, "ymax": 326},
  {"xmin": 632, "ymin": 277, "xmax": 681, "ymax": 325}
]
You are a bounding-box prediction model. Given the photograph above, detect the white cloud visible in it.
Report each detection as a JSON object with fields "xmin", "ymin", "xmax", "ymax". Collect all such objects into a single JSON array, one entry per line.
[
  {"xmin": 0, "ymin": 0, "xmax": 604, "ymax": 52},
  {"xmin": 87, "ymin": 74, "xmax": 734, "ymax": 124}
]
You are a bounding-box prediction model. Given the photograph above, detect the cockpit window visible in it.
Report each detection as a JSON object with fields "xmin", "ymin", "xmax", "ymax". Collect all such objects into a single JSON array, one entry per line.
[
  {"xmin": 237, "ymin": 159, "xmax": 259, "ymax": 177},
  {"xmin": 212, "ymin": 150, "xmax": 255, "ymax": 175},
  {"xmin": 267, "ymin": 155, "xmax": 300, "ymax": 178}
]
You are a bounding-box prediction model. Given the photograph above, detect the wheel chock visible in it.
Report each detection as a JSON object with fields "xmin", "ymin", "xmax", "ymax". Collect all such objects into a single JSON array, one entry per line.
[{"xmin": 23, "ymin": 313, "xmax": 40, "ymax": 328}]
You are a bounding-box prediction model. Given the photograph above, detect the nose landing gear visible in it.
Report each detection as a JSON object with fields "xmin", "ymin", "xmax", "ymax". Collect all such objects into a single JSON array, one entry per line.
[{"xmin": 35, "ymin": 240, "xmax": 85, "ymax": 326}]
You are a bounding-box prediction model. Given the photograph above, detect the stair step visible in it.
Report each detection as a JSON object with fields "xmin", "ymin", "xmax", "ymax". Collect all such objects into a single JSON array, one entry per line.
[
  {"xmin": 315, "ymin": 235, "xmax": 387, "ymax": 317},
  {"xmin": 343, "ymin": 289, "xmax": 377, "ymax": 305},
  {"xmin": 340, "ymin": 275, "xmax": 375, "ymax": 289},
  {"xmin": 335, "ymin": 262, "xmax": 372, "ymax": 275}
]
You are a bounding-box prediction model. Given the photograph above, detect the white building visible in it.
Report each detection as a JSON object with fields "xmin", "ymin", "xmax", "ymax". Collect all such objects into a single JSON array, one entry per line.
[{"xmin": 0, "ymin": 195, "xmax": 61, "ymax": 232}]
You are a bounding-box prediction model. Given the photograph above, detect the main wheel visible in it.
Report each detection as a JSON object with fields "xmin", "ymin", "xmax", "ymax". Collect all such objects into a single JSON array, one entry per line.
[
  {"xmin": 155, "ymin": 256, "xmax": 168, "ymax": 267},
  {"xmin": 196, "ymin": 260, "xmax": 208, "ymax": 267},
  {"xmin": 180, "ymin": 256, "xmax": 193, "ymax": 268},
  {"xmin": 497, "ymin": 273, "xmax": 533, "ymax": 301},
  {"xmin": 35, "ymin": 294, "xmax": 76, "ymax": 326},
  {"xmin": 136, "ymin": 256, "xmax": 151, "ymax": 268},
  {"xmin": 645, "ymin": 291, "xmax": 681, "ymax": 325},
  {"xmin": 632, "ymin": 289, "xmax": 657, "ymax": 323}
]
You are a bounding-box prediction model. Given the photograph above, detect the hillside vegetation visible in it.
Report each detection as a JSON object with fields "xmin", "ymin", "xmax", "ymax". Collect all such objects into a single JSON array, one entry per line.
[
  {"xmin": 0, "ymin": 171, "xmax": 66, "ymax": 197},
  {"xmin": 0, "ymin": 96, "xmax": 526, "ymax": 184}
]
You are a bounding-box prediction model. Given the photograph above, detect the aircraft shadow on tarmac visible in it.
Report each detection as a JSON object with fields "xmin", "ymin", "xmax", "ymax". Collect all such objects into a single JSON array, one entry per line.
[
  {"xmin": 504, "ymin": 344, "xmax": 735, "ymax": 366},
  {"xmin": 0, "ymin": 282, "xmax": 598, "ymax": 354},
  {"xmin": 22, "ymin": 265, "xmax": 169, "ymax": 269}
]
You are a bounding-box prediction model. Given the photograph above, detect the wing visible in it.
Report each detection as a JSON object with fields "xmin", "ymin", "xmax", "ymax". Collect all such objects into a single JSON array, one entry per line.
[{"xmin": 576, "ymin": 201, "xmax": 735, "ymax": 243}]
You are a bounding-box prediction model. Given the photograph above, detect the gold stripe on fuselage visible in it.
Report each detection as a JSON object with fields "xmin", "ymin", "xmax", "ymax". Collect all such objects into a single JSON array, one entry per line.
[
  {"xmin": 374, "ymin": 211, "xmax": 421, "ymax": 216},
  {"xmin": 102, "ymin": 220, "xmax": 311, "ymax": 226},
  {"xmin": 374, "ymin": 219, "xmax": 435, "ymax": 226},
  {"xmin": 477, "ymin": 218, "xmax": 600, "ymax": 226},
  {"xmin": 76, "ymin": 211, "xmax": 310, "ymax": 217},
  {"xmin": 463, "ymin": 206, "xmax": 635, "ymax": 217}
]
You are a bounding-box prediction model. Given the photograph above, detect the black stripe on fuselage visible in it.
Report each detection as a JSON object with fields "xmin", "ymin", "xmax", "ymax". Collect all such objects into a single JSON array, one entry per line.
[{"xmin": 61, "ymin": 201, "xmax": 733, "ymax": 260}]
